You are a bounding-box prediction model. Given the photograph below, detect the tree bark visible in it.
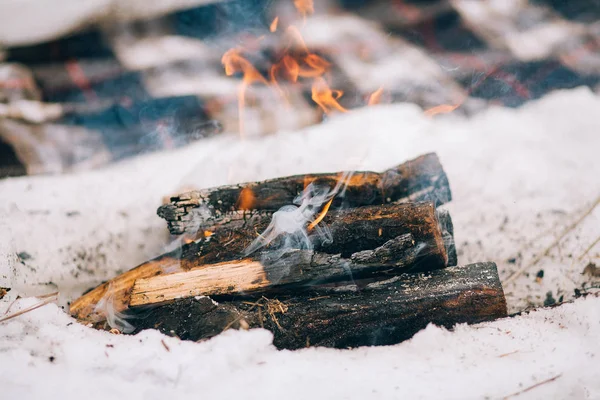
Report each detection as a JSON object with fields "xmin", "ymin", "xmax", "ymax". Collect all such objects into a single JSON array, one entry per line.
[
  {"xmin": 130, "ymin": 262, "xmax": 507, "ymax": 349},
  {"xmin": 158, "ymin": 152, "xmax": 451, "ymax": 235}
]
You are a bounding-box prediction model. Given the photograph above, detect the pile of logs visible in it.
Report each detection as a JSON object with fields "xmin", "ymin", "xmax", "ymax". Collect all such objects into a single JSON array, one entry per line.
[{"xmin": 69, "ymin": 153, "xmax": 507, "ymax": 349}]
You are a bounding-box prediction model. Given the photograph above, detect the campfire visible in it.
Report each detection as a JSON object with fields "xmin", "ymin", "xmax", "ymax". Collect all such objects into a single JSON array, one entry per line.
[
  {"xmin": 67, "ymin": 152, "xmax": 508, "ymax": 348},
  {"xmin": 1, "ymin": 0, "xmax": 600, "ymax": 397},
  {"xmin": 57, "ymin": 4, "xmax": 511, "ymax": 346}
]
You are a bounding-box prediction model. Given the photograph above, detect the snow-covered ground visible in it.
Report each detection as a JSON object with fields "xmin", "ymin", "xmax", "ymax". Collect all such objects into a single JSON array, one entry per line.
[
  {"xmin": 2, "ymin": 294, "xmax": 598, "ymax": 399},
  {"xmin": 1, "ymin": 87, "xmax": 599, "ymax": 398}
]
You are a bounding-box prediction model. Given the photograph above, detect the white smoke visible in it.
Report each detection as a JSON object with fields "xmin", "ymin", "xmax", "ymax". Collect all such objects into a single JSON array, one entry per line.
[
  {"xmin": 243, "ymin": 171, "xmax": 354, "ymax": 256},
  {"xmin": 94, "ymin": 285, "xmax": 135, "ymax": 334}
]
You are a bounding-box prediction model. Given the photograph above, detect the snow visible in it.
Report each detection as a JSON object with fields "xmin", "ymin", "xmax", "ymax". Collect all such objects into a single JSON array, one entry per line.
[
  {"xmin": 1, "ymin": 294, "xmax": 599, "ymax": 399},
  {"xmin": 1, "ymin": 87, "xmax": 600, "ymax": 398}
]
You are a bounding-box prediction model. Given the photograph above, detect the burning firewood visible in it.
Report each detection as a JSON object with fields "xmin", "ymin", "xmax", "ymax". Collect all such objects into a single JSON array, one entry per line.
[
  {"xmin": 129, "ymin": 262, "xmax": 507, "ymax": 349},
  {"xmin": 70, "ymin": 202, "xmax": 455, "ymax": 323},
  {"xmin": 158, "ymin": 152, "xmax": 451, "ymax": 235},
  {"xmin": 128, "ymin": 233, "xmax": 421, "ymax": 307}
]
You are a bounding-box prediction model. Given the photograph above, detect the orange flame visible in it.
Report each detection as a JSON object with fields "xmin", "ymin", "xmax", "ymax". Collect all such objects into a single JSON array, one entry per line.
[
  {"xmin": 312, "ymin": 77, "xmax": 347, "ymax": 115},
  {"xmin": 368, "ymin": 87, "xmax": 384, "ymax": 106},
  {"xmin": 299, "ymin": 54, "xmax": 330, "ymax": 77},
  {"xmin": 308, "ymin": 197, "xmax": 333, "ymax": 231},
  {"xmin": 294, "ymin": 0, "xmax": 314, "ymax": 18},
  {"xmin": 269, "ymin": 54, "xmax": 301, "ymax": 103},
  {"xmin": 237, "ymin": 187, "xmax": 256, "ymax": 210},
  {"xmin": 423, "ymin": 103, "xmax": 460, "ymax": 117},
  {"xmin": 222, "ymin": 49, "xmax": 269, "ymax": 137},
  {"xmin": 270, "ymin": 16, "xmax": 279, "ymax": 32},
  {"xmin": 222, "ymin": 3, "xmax": 354, "ymax": 136},
  {"xmin": 282, "ymin": 55, "xmax": 300, "ymax": 82}
]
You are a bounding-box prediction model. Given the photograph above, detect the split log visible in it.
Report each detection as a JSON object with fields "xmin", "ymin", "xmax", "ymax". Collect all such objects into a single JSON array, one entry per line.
[
  {"xmin": 158, "ymin": 152, "xmax": 451, "ymax": 235},
  {"xmin": 130, "ymin": 262, "xmax": 507, "ymax": 349},
  {"xmin": 70, "ymin": 202, "xmax": 455, "ymax": 323},
  {"xmin": 128, "ymin": 233, "xmax": 420, "ymax": 307}
]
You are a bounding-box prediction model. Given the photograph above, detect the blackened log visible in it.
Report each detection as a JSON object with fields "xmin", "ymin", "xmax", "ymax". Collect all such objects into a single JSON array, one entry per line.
[
  {"xmin": 70, "ymin": 202, "xmax": 454, "ymax": 323},
  {"xmin": 131, "ymin": 262, "xmax": 507, "ymax": 349},
  {"xmin": 158, "ymin": 152, "xmax": 451, "ymax": 235},
  {"xmin": 129, "ymin": 234, "xmax": 421, "ymax": 306}
]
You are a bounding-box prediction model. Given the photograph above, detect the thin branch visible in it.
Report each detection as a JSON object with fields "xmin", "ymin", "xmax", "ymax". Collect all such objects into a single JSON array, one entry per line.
[
  {"xmin": 497, "ymin": 350, "xmax": 519, "ymax": 358},
  {"xmin": 0, "ymin": 292, "xmax": 59, "ymax": 324},
  {"xmin": 503, "ymin": 374, "xmax": 562, "ymax": 399},
  {"xmin": 3, "ymin": 296, "xmax": 20, "ymax": 315},
  {"xmin": 505, "ymin": 195, "xmax": 600, "ymax": 285},
  {"xmin": 577, "ymin": 235, "xmax": 600, "ymax": 261}
]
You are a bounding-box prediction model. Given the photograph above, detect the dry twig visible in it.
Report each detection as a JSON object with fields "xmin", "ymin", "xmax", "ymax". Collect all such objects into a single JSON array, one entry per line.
[
  {"xmin": 506, "ymin": 195, "xmax": 600, "ymax": 285},
  {"xmin": 503, "ymin": 374, "xmax": 562, "ymax": 399},
  {"xmin": 0, "ymin": 292, "xmax": 59, "ymax": 324},
  {"xmin": 577, "ymin": 235, "xmax": 600, "ymax": 261}
]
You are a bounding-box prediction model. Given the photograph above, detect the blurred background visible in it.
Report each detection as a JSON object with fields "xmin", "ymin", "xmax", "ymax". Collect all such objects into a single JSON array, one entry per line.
[{"xmin": 1, "ymin": 0, "xmax": 599, "ymax": 177}]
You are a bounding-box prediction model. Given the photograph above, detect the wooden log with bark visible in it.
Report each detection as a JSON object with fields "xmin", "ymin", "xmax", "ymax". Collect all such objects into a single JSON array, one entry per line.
[
  {"xmin": 70, "ymin": 202, "xmax": 455, "ymax": 323},
  {"xmin": 130, "ymin": 262, "xmax": 507, "ymax": 349},
  {"xmin": 128, "ymin": 233, "xmax": 420, "ymax": 307},
  {"xmin": 158, "ymin": 152, "xmax": 451, "ymax": 235}
]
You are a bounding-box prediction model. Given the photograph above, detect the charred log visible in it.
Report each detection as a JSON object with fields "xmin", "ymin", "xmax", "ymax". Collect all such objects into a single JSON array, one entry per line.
[
  {"xmin": 158, "ymin": 152, "xmax": 451, "ymax": 235},
  {"xmin": 129, "ymin": 233, "xmax": 421, "ymax": 307},
  {"xmin": 130, "ymin": 262, "xmax": 507, "ymax": 349},
  {"xmin": 70, "ymin": 202, "xmax": 455, "ymax": 323}
]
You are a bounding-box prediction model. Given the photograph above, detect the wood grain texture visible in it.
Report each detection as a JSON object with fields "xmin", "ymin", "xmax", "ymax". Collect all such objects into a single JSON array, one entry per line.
[{"xmin": 129, "ymin": 234, "xmax": 420, "ymax": 306}]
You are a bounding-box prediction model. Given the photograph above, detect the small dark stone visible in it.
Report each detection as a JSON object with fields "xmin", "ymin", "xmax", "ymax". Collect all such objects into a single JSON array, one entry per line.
[
  {"xmin": 574, "ymin": 288, "xmax": 582, "ymax": 297},
  {"xmin": 507, "ymin": 258, "xmax": 517, "ymax": 264},
  {"xmin": 66, "ymin": 211, "xmax": 80, "ymax": 217},
  {"xmin": 544, "ymin": 291, "xmax": 556, "ymax": 307},
  {"xmin": 536, "ymin": 270, "xmax": 544, "ymax": 279},
  {"xmin": 558, "ymin": 295, "xmax": 564, "ymax": 303},
  {"xmin": 17, "ymin": 251, "xmax": 32, "ymax": 260},
  {"xmin": 49, "ymin": 356, "xmax": 55, "ymax": 363}
]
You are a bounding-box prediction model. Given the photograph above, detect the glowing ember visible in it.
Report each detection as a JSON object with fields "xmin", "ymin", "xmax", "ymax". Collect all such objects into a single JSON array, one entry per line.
[
  {"xmin": 270, "ymin": 16, "xmax": 279, "ymax": 32},
  {"xmin": 368, "ymin": 87, "xmax": 384, "ymax": 106},
  {"xmin": 237, "ymin": 187, "xmax": 256, "ymax": 210},
  {"xmin": 312, "ymin": 77, "xmax": 347, "ymax": 115},
  {"xmin": 303, "ymin": 175, "xmax": 316, "ymax": 189},
  {"xmin": 308, "ymin": 197, "xmax": 333, "ymax": 231}
]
